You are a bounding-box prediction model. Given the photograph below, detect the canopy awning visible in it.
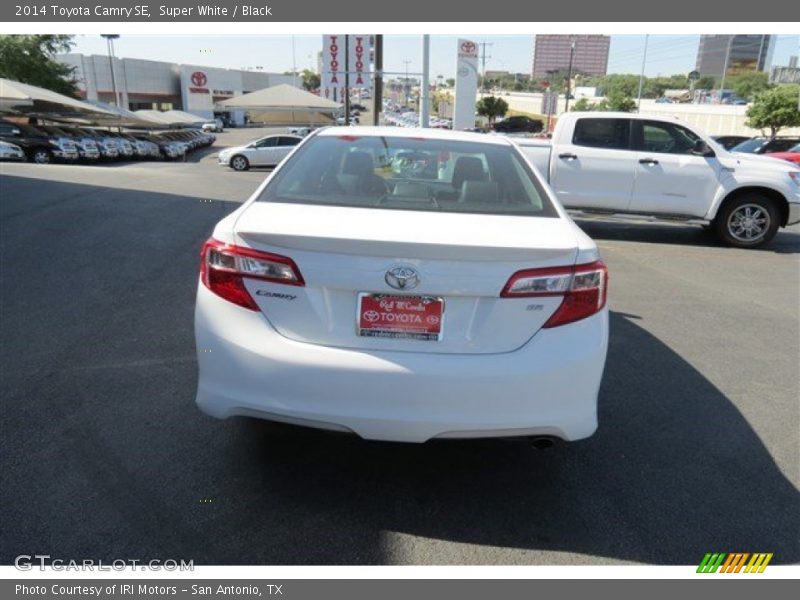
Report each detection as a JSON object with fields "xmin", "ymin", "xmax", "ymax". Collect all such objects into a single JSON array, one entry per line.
[
  {"xmin": 132, "ymin": 109, "xmax": 186, "ymax": 126},
  {"xmin": 0, "ymin": 78, "xmax": 119, "ymax": 124},
  {"xmin": 161, "ymin": 110, "xmax": 209, "ymax": 125},
  {"xmin": 217, "ymin": 84, "xmax": 342, "ymax": 113},
  {"xmin": 81, "ymin": 101, "xmax": 164, "ymax": 127}
]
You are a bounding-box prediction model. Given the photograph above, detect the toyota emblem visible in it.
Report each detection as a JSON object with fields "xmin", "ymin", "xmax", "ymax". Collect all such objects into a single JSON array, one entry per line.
[
  {"xmin": 385, "ymin": 266, "xmax": 420, "ymax": 290},
  {"xmin": 191, "ymin": 71, "xmax": 207, "ymax": 87}
]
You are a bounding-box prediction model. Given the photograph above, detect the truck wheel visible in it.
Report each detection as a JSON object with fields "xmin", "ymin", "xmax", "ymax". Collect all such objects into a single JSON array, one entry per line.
[
  {"xmin": 715, "ymin": 194, "xmax": 780, "ymax": 248},
  {"xmin": 31, "ymin": 148, "xmax": 52, "ymax": 164},
  {"xmin": 230, "ymin": 155, "xmax": 249, "ymax": 171}
]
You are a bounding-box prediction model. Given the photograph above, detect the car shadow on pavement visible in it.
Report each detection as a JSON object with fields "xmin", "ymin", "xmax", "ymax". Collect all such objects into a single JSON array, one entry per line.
[
  {"xmin": 1, "ymin": 174, "xmax": 796, "ymax": 567},
  {"xmin": 575, "ymin": 218, "xmax": 800, "ymax": 255},
  {"xmin": 228, "ymin": 310, "xmax": 800, "ymax": 565}
]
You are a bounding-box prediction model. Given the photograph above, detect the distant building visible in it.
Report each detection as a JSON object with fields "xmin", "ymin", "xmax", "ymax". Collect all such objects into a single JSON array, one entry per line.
[
  {"xmin": 695, "ymin": 35, "xmax": 775, "ymax": 77},
  {"xmin": 770, "ymin": 56, "xmax": 800, "ymax": 85},
  {"xmin": 531, "ymin": 35, "xmax": 610, "ymax": 78},
  {"xmin": 57, "ymin": 53, "xmax": 295, "ymax": 124},
  {"xmin": 484, "ymin": 70, "xmax": 510, "ymax": 79}
]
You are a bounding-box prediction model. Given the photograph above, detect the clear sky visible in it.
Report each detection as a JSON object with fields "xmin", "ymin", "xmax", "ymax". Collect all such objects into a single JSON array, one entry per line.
[{"xmin": 68, "ymin": 34, "xmax": 799, "ymax": 79}]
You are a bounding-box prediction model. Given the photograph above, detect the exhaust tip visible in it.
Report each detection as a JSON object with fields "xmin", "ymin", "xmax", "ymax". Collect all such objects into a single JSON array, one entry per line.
[{"xmin": 530, "ymin": 436, "xmax": 557, "ymax": 450}]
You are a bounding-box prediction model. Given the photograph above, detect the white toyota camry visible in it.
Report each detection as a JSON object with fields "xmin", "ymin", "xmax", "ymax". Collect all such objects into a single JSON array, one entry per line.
[{"xmin": 196, "ymin": 127, "xmax": 609, "ymax": 444}]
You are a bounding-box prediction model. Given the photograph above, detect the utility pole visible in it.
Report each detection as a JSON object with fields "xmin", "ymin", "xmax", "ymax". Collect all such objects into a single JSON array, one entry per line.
[
  {"xmin": 479, "ymin": 42, "xmax": 493, "ymax": 92},
  {"xmin": 373, "ymin": 35, "xmax": 383, "ymax": 126},
  {"xmin": 291, "ymin": 35, "xmax": 298, "ymax": 88},
  {"xmin": 719, "ymin": 35, "xmax": 735, "ymax": 102},
  {"xmin": 636, "ymin": 34, "xmax": 649, "ymax": 111},
  {"xmin": 344, "ymin": 34, "xmax": 351, "ymax": 125},
  {"xmin": 420, "ymin": 35, "xmax": 430, "ymax": 127},
  {"xmin": 564, "ymin": 37, "xmax": 576, "ymax": 114},
  {"xmin": 101, "ymin": 34, "xmax": 120, "ymax": 107},
  {"xmin": 402, "ymin": 59, "xmax": 412, "ymax": 107}
]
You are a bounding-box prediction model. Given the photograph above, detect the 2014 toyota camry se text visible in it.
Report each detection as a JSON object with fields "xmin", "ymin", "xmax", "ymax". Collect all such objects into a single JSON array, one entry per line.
[{"xmin": 194, "ymin": 127, "xmax": 609, "ymax": 443}]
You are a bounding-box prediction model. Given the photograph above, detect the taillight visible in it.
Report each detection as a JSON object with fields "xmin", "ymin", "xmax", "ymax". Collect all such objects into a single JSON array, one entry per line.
[
  {"xmin": 501, "ymin": 260, "xmax": 608, "ymax": 327},
  {"xmin": 200, "ymin": 238, "xmax": 304, "ymax": 310}
]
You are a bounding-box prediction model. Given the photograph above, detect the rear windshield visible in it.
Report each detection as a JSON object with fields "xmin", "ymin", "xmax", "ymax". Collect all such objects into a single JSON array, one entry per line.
[{"xmin": 257, "ymin": 134, "xmax": 557, "ymax": 217}]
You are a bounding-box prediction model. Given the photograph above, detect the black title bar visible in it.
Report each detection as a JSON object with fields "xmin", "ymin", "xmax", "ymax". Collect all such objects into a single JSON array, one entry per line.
[{"xmin": 3, "ymin": 0, "xmax": 796, "ymax": 22}]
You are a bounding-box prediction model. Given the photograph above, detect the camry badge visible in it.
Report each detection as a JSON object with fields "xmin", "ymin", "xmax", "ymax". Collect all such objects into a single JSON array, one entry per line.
[{"xmin": 385, "ymin": 266, "xmax": 420, "ymax": 290}]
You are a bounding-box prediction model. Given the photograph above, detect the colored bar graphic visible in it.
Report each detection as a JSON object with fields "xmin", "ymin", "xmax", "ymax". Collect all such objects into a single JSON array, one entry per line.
[
  {"xmin": 697, "ymin": 553, "xmax": 726, "ymax": 573},
  {"xmin": 697, "ymin": 552, "xmax": 772, "ymax": 573}
]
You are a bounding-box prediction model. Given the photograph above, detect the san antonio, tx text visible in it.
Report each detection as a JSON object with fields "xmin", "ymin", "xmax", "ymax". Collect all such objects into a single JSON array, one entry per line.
[{"xmin": 16, "ymin": 584, "xmax": 281, "ymax": 596}]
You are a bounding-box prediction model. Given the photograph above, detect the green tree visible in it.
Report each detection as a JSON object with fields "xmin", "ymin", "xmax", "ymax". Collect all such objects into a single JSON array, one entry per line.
[
  {"xmin": 746, "ymin": 85, "xmax": 800, "ymax": 138},
  {"xmin": 593, "ymin": 73, "xmax": 641, "ymax": 98},
  {"xmin": 602, "ymin": 91, "xmax": 637, "ymax": 112},
  {"xmin": 571, "ymin": 97, "xmax": 594, "ymax": 111},
  {"xmin": 445, "ymin": 78, "xmax": 455, "ymax": 87},
  {"xmin": 0, "ymin": 35, "xmax": 77, "ymax": 96},
  {"xmin": 475, "ymin": 96, "xmax": 509, "ymax": 124},
  {"xmin": 695, "ymin": 76, "xmax": 716, "ymax": 91},
  {"xmin": 300, "ymin": 68, "xmax": 320, "ymax": 91},
  {"xmin": 729, "ymin": 71, "xmax": 770, "ymax": 101}
]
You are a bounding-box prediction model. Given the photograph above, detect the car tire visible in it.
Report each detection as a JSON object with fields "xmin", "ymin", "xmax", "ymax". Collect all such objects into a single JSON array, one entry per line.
[
  {"xmin": 230, "ymin": 155, "xmax": 249, "ymax": 171},
  {"xmin": 714, "ymin": 193, "xmax": 780, "ymax": 248},
  {"xmin": 31, "ymin": 148, "xmax": 52, "ymax": 164}
]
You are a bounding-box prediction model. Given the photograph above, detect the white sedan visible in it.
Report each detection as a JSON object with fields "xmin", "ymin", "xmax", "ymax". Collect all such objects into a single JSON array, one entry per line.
[
  {"xmin": 195, "ymin": 127, "xmax": 609, "ymax": 444},
  {"xmin": 217, "ymin": 134, "xmax": 302, "ymax": 171}
]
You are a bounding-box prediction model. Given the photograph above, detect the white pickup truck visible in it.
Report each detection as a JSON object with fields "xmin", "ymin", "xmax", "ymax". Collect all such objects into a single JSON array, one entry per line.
[{"xmin": 515, "ymin": 112, "xmax": 800, "ymax": 247}]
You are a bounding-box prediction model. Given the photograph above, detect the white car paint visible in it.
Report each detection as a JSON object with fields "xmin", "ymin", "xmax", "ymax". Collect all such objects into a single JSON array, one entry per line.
[
  {"xmin": 217, "ymin": 134, "xmax": 302, "ymax": 169},
  {"xmin": 195, "ymin": 127, "xmax": 609, "ymax": 443}
]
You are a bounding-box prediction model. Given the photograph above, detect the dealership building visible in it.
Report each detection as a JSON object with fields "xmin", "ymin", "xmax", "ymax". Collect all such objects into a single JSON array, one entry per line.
[{"xmin": 57, "ymin": 53, "xmax": 296, "ymax": 124}]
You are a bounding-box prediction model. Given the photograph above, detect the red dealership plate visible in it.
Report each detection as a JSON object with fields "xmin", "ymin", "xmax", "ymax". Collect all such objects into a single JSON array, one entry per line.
[{"xmin": 358, "ymin": 294, "xmax": 444, "ymax": 341}]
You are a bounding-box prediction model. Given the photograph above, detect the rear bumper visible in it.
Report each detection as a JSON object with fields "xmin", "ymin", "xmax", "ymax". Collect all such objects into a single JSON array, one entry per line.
[
  {"xmin": 53, "ymin": 149, "xmax": 79, "ymax": 160},
  {"xmin": 195, "ymin": 283, "xmax": 609, "ymax": 443}
]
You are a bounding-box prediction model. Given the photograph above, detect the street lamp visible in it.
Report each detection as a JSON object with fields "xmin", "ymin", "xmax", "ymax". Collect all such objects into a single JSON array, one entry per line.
[
  {"xmin": 101, "ymin": 34, "xmax": 120, "ymax": 107},
  {"xmin": 564, "ymin": 37, "xmax": 576, "ymax": 113},
  {"xmin": 719, "ymin": 35, "xmax": 735, "ymax": 102},
  {"xmin": 402, "ymin": 59, "xmax": 412, "ymax": 107}
]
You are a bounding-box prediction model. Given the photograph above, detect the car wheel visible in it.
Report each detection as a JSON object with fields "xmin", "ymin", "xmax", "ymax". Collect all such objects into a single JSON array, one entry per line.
[
  {"xmin": 32, "ymin": 148, "xmax": 52, "ymax": 164},
  {"xmin": 715, "ymin": 194, "xmax": 780, "ymax": 248},
  {"xmin": 230, "ymin": 155, "xmax": 249, "ymax": 171}
]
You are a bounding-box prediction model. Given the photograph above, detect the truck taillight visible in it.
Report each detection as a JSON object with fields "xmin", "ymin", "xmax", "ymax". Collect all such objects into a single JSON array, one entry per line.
[
  {"xmin": 501, "ymin": 260, "xmax": 608, "ymax": 327},
  {"xmin": 200, "ymin": 238, "xmax": 304, "ymax": 310}
]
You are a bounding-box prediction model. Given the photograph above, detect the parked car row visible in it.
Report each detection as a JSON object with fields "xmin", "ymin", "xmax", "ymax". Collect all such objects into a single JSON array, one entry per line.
[
  {"xmin": 384, "ymin": 111, "xmax": 452, "ymax": 129},
  {"xmin": 0, "ymin": 119, "xmax": 217, "ymax": 164}
]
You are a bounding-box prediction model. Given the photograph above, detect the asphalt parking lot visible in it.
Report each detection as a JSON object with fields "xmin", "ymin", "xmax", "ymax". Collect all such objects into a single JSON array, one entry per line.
[{"xmin": 1, "ymin": 147, "xmax": 799, "ymax": 565}]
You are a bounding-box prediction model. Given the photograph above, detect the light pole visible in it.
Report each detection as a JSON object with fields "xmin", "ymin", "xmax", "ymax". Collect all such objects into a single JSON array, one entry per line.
[
  {"xmin": 420, "ymin": 35, "xmax": 430, "ymax": 127},
  {"xmin": 636, "ymin": 34, "xmax": 649, "ymax": 111},
  {"xmin": 719, "ymin": 35, "xmax": 735, "ymax": 102},
  {"xmin": 402, "ymin": 59, "xmax": 412, "ymax": 107},
  {"xmin": 291, "ymin": 35, "xmax": 298, "ymax": 88},
  {"xmin": 101, "ymin": 34, "xmax": 120, "ymax": 106},
  {"xmin": 564, "ymin": 37, "xmax": 576, "ymax": 114}
]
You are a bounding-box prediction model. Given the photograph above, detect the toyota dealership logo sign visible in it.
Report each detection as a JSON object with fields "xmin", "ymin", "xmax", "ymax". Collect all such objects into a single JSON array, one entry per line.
[
  {"xmin": 459, "ymin": 40, "xmax": 478, "ymax": 57},
  {"xmin": 191, "ymin": 71, "xmax": 208, "ymax": 87}
]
